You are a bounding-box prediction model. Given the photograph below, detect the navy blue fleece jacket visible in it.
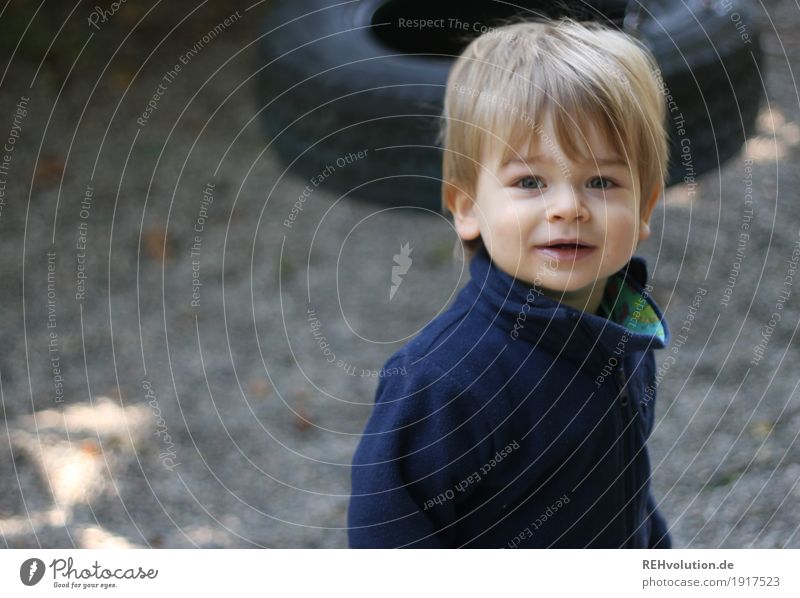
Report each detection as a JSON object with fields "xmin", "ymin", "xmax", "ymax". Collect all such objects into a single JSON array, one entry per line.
[{"xmin": 348, "ymin": 246, "xmax": 671, "ymax": 548}]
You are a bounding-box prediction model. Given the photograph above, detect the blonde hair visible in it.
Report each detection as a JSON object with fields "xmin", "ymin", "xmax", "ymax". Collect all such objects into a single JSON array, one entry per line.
[{"xmin": 440, "ymin": 19, "xmax": 669, "ymax": 253}]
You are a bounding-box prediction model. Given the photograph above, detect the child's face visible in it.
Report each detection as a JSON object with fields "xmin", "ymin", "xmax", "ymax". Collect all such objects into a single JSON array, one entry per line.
[{"xmin": 448, "ymin": 119, "xmax": 659, "ymax": 313}]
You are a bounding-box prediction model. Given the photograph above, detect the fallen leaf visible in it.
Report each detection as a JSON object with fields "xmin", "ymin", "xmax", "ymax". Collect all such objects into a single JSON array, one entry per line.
[
  {"xmin": 36, "ymin": 154, "xmax": 65, "ymax": 186},
  {"xmin": 142, "ymin": 226, "xmax": 174, "ymax": 262},
  {"xmin": 79, "ymin": 439, "xmax": 101, "ymax": 456},
  {"xmin": 248, "ymin": 378, "xmax": 272, "ymax": 398},
  {"xmin": 292, "ymin": 407, "xmax": 312, "ymax": 432}
]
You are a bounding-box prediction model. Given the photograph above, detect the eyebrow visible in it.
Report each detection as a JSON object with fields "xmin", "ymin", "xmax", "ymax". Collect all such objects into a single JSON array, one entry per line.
[{"xmin": 502, "ymin": 155, "xmax": 628, "ymax": 168}]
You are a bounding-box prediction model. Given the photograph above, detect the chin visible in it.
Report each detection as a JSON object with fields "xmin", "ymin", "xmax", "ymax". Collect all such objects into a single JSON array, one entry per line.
[{"xmin": 544, "ymin": 278, "xmax": 599, "ymax": 293}]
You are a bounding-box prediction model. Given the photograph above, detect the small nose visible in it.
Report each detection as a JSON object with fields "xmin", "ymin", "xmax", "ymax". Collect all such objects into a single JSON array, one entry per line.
[{"xmin": 546, "ymin": 186, "xmax": 589, "ymax": 222}]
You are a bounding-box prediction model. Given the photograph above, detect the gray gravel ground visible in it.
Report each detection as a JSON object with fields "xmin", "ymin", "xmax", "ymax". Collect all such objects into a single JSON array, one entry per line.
[{"xmin": 0, "ymin": 1, "xmax": 799, "ymax": 548}]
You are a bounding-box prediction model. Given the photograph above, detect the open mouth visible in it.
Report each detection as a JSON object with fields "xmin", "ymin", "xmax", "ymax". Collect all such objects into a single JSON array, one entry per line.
[
  {"xmin": 541, "ymin": 242, "xmax": 592, "ymax": 249},
  {"xmin": 535, "ymin": 240, "xmax": 596, "ymax": 261}
]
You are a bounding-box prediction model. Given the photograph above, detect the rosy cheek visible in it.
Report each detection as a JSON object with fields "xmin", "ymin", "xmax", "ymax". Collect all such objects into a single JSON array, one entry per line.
[
  {"xmin": 601, "ymin": 238, "xmax": 626, "ymax": 260},
  {"xmin": 489, "ymin": 201, "xmax": 515, "ymax": 226}
]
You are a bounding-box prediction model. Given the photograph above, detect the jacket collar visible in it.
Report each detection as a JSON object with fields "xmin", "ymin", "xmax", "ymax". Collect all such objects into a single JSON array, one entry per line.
[{"xmin": 464, "ymin": 246, "xmax": 670, "ymax": 366}]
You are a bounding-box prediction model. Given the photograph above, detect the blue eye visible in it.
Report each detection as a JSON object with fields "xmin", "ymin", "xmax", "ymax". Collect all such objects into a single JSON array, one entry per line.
[
  {"xmin": 588, "ymin": 177, "xmax": 616, "ymax": 189},
  {"xmin": 516, "ymin": 176, "xmax": 546, "ymax": 190}
]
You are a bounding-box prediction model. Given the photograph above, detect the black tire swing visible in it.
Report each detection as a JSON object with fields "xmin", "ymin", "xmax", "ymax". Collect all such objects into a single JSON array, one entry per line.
[{"xmin": 256, "ymin": 0, "xmax": 763, "ymax": 210}]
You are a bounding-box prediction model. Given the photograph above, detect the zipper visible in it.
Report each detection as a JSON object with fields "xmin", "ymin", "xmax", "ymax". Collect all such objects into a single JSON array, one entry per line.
[
  {"xmin": 615, "ymin": 365, "xmax": 630, "ymax": 407},
  {"xmin": 614, "ymin": 363, "xmax": 635, "ymax": 547}
]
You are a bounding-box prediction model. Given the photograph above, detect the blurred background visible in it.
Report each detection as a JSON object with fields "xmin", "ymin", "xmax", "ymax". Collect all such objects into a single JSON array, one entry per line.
[{"xmin": 0, "ymin": 0, "xmax": 798, "ymax": 548}]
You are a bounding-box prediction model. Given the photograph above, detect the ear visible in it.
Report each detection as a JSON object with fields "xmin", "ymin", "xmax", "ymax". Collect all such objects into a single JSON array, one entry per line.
[
  {"xmin": 444, "ymin": 182, "xmax": 481, "ymax": 241},
  {"xmin": 638, "ymin": 185, "xmax": 661, "ymax": 242}
]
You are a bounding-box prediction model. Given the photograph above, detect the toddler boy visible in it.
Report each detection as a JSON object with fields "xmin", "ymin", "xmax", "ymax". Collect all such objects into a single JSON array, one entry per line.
[{"xmin": 348, "ymin": 18, "xmax": 672, "ymax": 548}]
